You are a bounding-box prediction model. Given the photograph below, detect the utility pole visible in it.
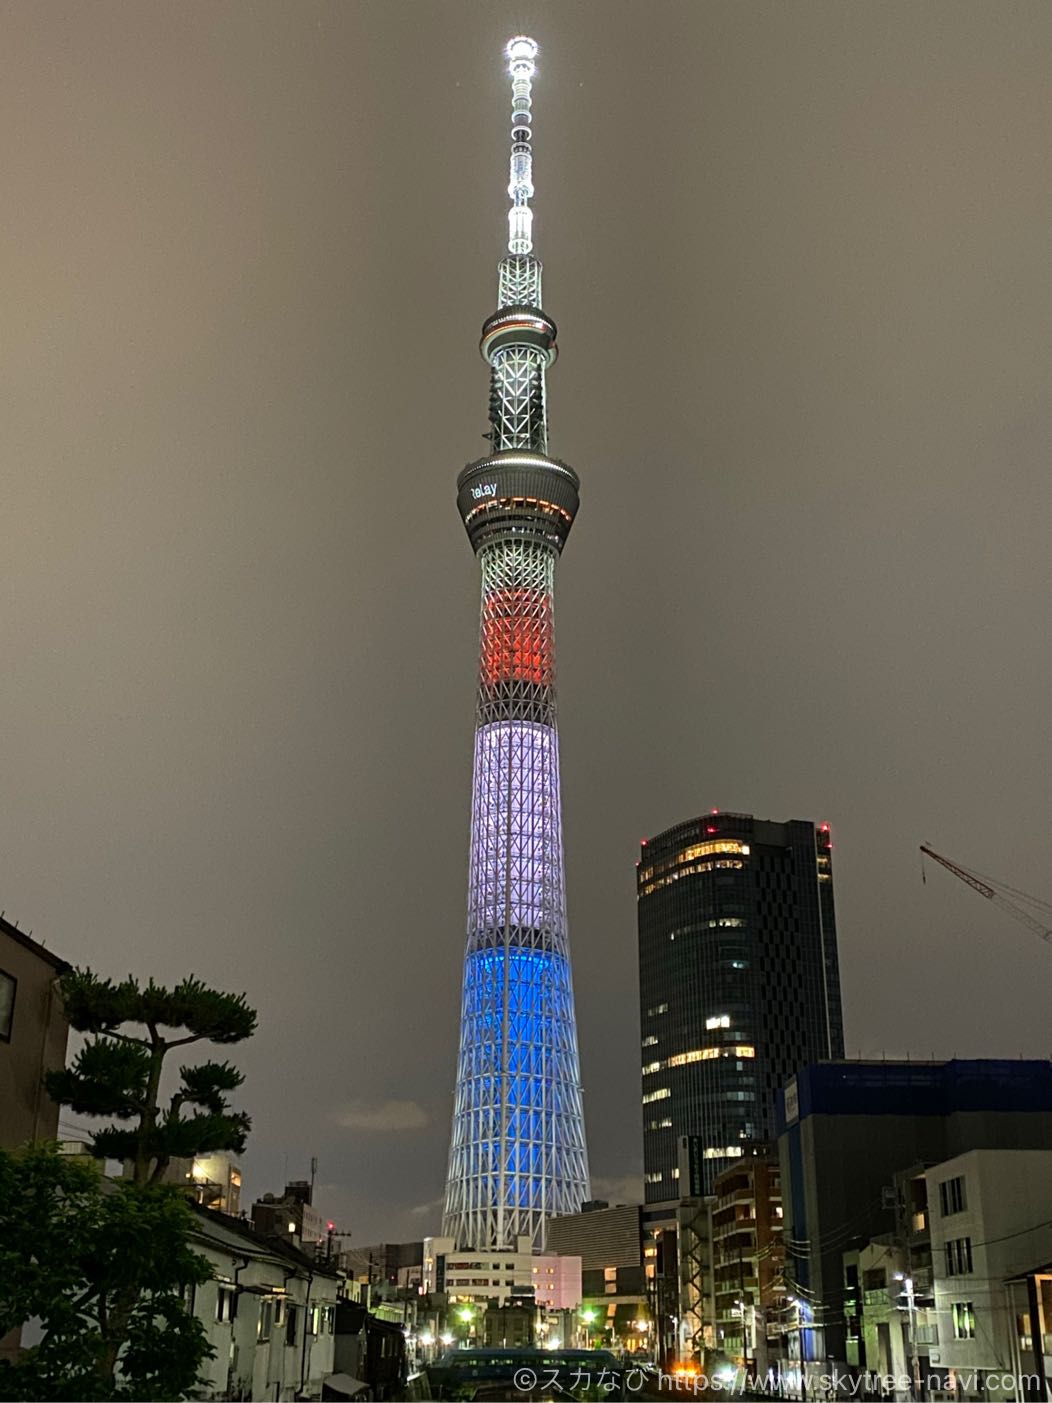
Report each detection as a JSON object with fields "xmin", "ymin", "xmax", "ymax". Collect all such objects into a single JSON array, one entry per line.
[{"xmin": 895, "ymin": 1274, "xmax": 921, "ymax": 1400}]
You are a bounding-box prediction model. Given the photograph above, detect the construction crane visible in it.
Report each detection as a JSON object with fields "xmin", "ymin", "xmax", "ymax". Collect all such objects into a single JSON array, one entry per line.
[{"xmin": 920, "ymin": 844, "xmax": 1052, "ymax": 947}]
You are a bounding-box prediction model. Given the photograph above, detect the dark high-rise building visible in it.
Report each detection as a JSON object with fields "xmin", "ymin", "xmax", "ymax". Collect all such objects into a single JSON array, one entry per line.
[{"xmin": 637, "ymin": 812, "xmax": 844, "ymax": 1199}]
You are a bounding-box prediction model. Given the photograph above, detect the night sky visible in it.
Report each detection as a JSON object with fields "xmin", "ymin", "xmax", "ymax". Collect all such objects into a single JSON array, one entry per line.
[{"xmin": 5, "ymin": 2, "xmax": 1052, "ymax": 1244}]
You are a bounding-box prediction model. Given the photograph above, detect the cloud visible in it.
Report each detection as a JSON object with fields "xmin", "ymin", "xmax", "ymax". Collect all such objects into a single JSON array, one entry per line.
[
  {"xmin": 410, "ymin": 1195, "xmax": 445, "ymax": 1218},
  {"xmin": 333, "ymin": 1099, "xmax": 430, "ymax": 1132},
  {"xmin": 589, "ymin": 1173, "xmax": 644, "ymax": 1206}
]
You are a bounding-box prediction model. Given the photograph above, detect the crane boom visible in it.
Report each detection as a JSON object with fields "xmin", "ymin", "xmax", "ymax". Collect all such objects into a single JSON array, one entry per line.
[{"xmin": 920, "ymin": 844, "xmax": 1052, "ymax": 946}]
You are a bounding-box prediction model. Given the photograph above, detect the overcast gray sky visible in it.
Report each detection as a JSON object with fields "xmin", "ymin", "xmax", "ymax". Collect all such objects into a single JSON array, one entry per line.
[{"xmin": 4, "ymin": 1, "xmax": 1052, "ymax": 1243}]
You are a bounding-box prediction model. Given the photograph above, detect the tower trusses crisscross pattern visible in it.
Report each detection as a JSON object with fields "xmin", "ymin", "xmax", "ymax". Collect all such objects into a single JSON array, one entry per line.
[{"xmin": 443, "ymin": 36, "xmax": 589, "ymax": 1253}]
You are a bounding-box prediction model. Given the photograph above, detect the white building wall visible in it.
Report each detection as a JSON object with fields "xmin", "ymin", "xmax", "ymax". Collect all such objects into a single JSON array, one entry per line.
[
  {"xmin": 926, "ymin": 1149, "xmax": 1052, "ymax": 1400},
  {"xmin": 188, "ymin": 1226, "xmax": 340, "ymax": 1401},
  {"xmin": 424, "ymin": 1234, "xmax": 581, "ymax": 1309}
]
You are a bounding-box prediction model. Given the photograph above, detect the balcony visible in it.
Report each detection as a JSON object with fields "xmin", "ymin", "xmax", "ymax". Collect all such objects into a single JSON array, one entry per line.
[
  {"xmin": 717, "ymin": 1187, "xmax": 757, "ymax": 1208},
  {"xmin": 714, "ymin": 1222, "xmax": 756, "ymax": 1244}
]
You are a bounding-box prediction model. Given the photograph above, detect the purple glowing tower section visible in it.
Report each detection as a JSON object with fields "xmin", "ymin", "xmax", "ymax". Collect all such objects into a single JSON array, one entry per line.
[{"xmin": 442, "ymin": 38, "xmax": 590, "ymax": 1251}]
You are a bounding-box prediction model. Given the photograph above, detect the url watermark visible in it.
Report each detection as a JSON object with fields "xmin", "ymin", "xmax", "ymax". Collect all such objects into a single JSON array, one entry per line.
[{"xmin": 509, "ymin": 1365, "xmax": 1046, "ymax": 1395}]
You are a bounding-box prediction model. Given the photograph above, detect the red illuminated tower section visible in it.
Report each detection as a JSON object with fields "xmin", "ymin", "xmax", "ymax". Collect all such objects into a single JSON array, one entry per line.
[{"xmin": 442, "ymin": 38, "xmax": 590, "ymax": 1252}]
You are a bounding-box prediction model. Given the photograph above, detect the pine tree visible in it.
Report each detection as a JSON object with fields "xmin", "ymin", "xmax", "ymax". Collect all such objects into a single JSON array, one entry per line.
[{"xmin": 46, "ymin": 968, "xmax": 256, "ymax": 1186}]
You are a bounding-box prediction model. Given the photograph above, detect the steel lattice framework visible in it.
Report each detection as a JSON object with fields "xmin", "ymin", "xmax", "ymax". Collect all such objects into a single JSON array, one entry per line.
[{"xmin": 443, "ymin": 37, "xmax": 590, "ymax": 1252}]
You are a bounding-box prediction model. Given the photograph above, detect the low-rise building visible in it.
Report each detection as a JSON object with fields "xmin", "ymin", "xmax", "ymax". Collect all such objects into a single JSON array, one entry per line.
[
  {"xmin": 925, "ymin": 1148, "xmax": 1052, "ymax": 1399},
  {"xmin": 711, "ymin": 1152, "xmax": 784, "ymax": 1375},
  {"xmin": 186, "ymin": 1204, "xmax": 343, "ymax": 1401},
  {"xmin": 0, "ymin": 917, "xmax": 70, "ymax": 1365},
  {"xmin": 547, "ymin": 1202, "xmax": 651, "ymax": 1350},
  {"xmin": 252, "ymin": 1179, "xmax": 328, "ymax": 1255},
  {"xmin": 343, "ymin": 1240, "xmax": 424, "ymax": 1291},
  {"xmin": 777, "ymin": 1059, "xmax": 1052, "ymax": 1382},
  {"xmin": 0, "ymin": 916, "xmax": 69, "ymax": 1151},
  {"xmin": 422, "ymin": 1234, "xmax": 581, "ymax": 1310}
]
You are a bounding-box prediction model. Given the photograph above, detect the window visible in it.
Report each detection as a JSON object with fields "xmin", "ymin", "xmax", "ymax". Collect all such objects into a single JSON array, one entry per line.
[
  {"xmin": 1016, "ymin": 1313, "xmax": 1032, "ymax": 1352},
  {"xmin": 642, "ymin": 1035, "xmax": 658, "ymax": 1047},
  {"xmin": 0, "ymin": 971, "xmax": 15, "ymax": 1041},
  {"xmin": 952, "ymin": 1302, "xmax": 975, "ymax": 1339},
  {"xmin": 642, "ymin": 1087, "xmax": 670, "ymax": 1104},
  {"xmin": 646, "ymin": 1003, "xmax": 668, "ymax": 1017},
  {"xmin": 946, "ymin": 1237, "xmax": 973, "ymax": 1276},
  {"xmin": 706, "ymin": 1015, "xmax": 731, "ymax": 1030},
  {"xmin": 644, "ymin": 1171, "xmax": 663, "ymax": 1184},
  {"xmin": 642, "ymin": 1061, "xmax": 661, "ymax": 1075},
  {"xmin": 216, "ymin": 1285, "xmax": 237, "ymax": 1324},
  {"xmin": 939, "ymin": 1176, "xmax": 966, "ymax": 1216},
  {"xmin": 258, "ymin": 1298, "xmax": 275, "ymax": 1342}
]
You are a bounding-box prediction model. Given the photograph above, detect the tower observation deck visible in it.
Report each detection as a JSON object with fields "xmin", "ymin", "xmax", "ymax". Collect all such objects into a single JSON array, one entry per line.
[{"xmin": 442, "ymin": 37, "xmax": 590, "ymax": 1252}]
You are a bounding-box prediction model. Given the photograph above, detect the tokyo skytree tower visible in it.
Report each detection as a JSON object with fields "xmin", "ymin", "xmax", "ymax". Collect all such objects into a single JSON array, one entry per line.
[{"xmin": 442, "ymin": 36, "xmax": 590, "ymax": 1251}]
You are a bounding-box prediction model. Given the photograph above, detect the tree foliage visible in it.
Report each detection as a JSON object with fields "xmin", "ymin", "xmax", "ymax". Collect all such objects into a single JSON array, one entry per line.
[
  {"xmin": 0, "ymin": 1145, "xmax": 213, "ymax": 1401},
  {"xmin": 46, "ymin": 969, "xmax": 256, "ymax": 1185}
]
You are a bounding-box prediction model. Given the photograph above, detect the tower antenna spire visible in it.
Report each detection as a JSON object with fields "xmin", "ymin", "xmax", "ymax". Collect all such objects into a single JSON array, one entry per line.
[{"xmin": 505, "ymin": 36, "xmax": 538, "ymax": 254}]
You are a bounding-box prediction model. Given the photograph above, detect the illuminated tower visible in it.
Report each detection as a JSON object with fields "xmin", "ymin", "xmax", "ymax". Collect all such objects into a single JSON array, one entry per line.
[{"xmin": 442, "ymin": 36, "xmax": 590, "ymax": 1251}]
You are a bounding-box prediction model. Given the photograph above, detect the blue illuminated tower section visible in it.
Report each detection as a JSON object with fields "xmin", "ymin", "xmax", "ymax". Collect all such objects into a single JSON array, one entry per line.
[{"xmin": 443, "ymin": 37, "xmax": 590, "ymax": 1251}]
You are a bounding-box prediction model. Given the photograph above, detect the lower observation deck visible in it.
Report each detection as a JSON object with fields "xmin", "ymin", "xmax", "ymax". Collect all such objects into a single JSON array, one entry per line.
[{"xmin": 457, "ymin": 450, "xmax": 579, "ymax": 554}]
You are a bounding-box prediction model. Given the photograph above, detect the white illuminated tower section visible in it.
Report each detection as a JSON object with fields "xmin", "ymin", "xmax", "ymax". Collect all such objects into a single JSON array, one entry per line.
[{"xmin": 443, "ymin": 37, "xmax": 590, "ymax": 1251}]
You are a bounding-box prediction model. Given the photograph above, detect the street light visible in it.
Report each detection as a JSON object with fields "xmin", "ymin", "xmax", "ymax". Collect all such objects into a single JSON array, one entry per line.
[{"xmin": 579, "ymin": 1306, "xmax": 598, "ymax": 1349}]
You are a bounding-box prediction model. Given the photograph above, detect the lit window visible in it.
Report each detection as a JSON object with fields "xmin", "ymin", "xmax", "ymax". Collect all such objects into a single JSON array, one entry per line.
[
  {"xmin": 646, "ymin": 1003, "xmax": 669, "ymax": 1016},
  {"xmin": 642, "ymin": 1087, "xmax": 670, "ymax": 1104},
  {"xmin": 952, "ymin": 1303, "xmax": 976, "ymax": 1340},
  {"xmin": 666, "ymin": 1045, "xmax": 755, "ymax": 1067},
  {"xmin": 642, "ymin": 1035, "xmax": 658, "ymax": 1047},
  {"xmin": 642, "ymin": 1061, "xmax": 661, "ymax": 1075},
  {"xmin": 638, "ymin": 841, "xmax": 750, "ymax": 885},
  {"xmin": 645, "ymin": 1172, "xmax": 663, "ymax": 1184},
  {"xmin": 706, "ymin": 1015, "xmax": 731, "ymax": 1030},
  {"xmin": 671, "ymin": 1168, "xmax": 680, "ymax": 1179}
]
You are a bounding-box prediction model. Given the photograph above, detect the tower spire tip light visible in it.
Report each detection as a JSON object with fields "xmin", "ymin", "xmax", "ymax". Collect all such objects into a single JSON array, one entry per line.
[{"xmin": 505, "ymin": 36, "xmax": 539, "ymax": 255}]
